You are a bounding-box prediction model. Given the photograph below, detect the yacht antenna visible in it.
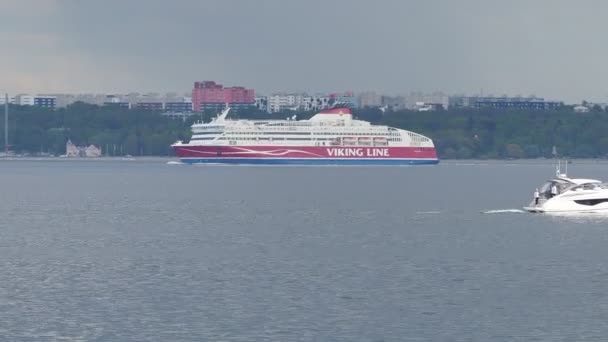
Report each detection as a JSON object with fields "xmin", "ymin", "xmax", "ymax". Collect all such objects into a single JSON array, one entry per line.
[{"xmin": 553, "ymin": 145, "xmax": 560, "ymax": 177}]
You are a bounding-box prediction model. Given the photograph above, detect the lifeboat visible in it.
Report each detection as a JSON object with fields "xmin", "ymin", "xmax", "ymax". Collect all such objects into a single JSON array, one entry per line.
[
  {"xmin": 373, "ymin": 137, "xmax": 388, "ymax": 146},
  {"xmin": 343, "ymin": 137, "xmax": 357, "ymax": 145},
  {"xmin": 358, "ymin": 137, "xmax": 372, "ymax": 145}
]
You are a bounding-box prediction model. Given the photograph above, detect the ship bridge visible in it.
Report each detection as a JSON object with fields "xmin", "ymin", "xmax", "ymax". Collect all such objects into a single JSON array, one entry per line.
[{"xmin": 308, "ymin": 107, "xmax": 354, "ymax": 126}]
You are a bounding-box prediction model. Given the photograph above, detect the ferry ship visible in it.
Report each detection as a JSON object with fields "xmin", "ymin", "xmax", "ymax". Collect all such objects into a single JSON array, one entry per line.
[{"xmin": 171, "ymin": 107, "xmax": 438, "ymax": 165}]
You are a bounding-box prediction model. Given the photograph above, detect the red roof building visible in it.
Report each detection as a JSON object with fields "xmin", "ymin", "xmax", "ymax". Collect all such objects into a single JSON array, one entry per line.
[{"xmin": 192, "ymin": 81, "xmax": 255, "ymax": 111}]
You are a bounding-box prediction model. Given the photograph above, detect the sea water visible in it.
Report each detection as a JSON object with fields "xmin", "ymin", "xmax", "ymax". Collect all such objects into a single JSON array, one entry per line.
[{"xmin": 1, "ymin": 159, "xmax": 608, "ymax": 341}]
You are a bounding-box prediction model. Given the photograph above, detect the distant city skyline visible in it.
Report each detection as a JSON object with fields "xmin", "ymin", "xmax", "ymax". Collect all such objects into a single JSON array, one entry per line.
[{"xmin": 1, "ymin": 0, "xmax": 608, "ymax": 103}]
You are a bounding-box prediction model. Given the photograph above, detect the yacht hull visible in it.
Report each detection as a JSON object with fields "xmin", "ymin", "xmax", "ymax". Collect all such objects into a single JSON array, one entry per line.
[{"xmin": 524, "ymin": 200, "xmax": 608, "ymax": 213}]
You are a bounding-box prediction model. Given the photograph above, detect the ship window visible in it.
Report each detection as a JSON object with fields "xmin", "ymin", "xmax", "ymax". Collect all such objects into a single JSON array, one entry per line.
[
  {"xmin": 574, "ymin": 199, "xmax": 608, "ymax": 206},
  {"xmin": 194, "ymin": 131, "xmax": 222, "ymax": 135},
  {"xmin": 257, "ymin": 131, "xmax": 311, "ymax": 135}
]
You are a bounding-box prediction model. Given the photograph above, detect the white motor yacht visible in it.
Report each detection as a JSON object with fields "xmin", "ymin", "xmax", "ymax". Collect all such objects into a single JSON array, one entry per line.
[{"xmin": 524, "ymin": 164, "xmax": 608, "ymax": 213}]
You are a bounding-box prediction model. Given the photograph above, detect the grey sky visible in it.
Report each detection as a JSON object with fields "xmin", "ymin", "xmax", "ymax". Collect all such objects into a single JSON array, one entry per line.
[{"xmin": 1, "ymin": 0, "xmax": 607, "ymax": 102}]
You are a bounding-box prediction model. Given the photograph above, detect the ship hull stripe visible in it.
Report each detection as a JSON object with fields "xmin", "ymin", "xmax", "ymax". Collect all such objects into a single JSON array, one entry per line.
[{"xmin": 178, "ymin": 157, "xmax": 439, "ymax": 165}]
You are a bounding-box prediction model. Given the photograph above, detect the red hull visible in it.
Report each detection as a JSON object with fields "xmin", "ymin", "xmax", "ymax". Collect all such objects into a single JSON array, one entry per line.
[{"xmin": 173, "ymin": 145, "xmax": 438, "ymax": 160}]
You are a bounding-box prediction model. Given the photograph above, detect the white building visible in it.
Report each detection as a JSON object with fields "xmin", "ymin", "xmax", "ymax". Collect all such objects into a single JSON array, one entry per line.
[
  {"xmin": 9, "ymin": 94, "xmax": 57, "ymax": 108},
  {"xmin": 65, "ymin": 139, "xmax": 102, "ymax": 157},
  {"xmin": 358, "ymin": 91, "xmax": 382, "ymax": 108},
  {"xmin": 51, "ymin": 94, "xmax": 108, "ymax": 107},
  {"xmin": 267, "ymin": 94, "xmax": 304, "ymax": 112},
  {"xmin": 85, "ymin": 145, "xmax": 102, "ymax": 157},
  {"xmin": 381, "ymin": 95, "xmax": 407, "ymax": 111},
  {"xmin": 301, "ymin": 95, "xmax": 332, "ymax": 111},
  {"xmin": 263, "ymin": 93, "xmax": 334, "ymax": 113},
  {"xmin": 0, "ymin": 95, "xmax": 16, "ymax": 105},
  {"xmin": 255, "ymin": 96, "xmax": 268, "ymax": 112},
  {"xmin": 16, "ymin": 94, "xmax": 35, "ymax": 106},
  {"xmin": 65, "ymin": 140, "xmax": 80, "ymax": 157},
  {"xmin": 46, "ymin": 92, "xmax": 191, "ymax": 108},
  {"xmin": 405, "ymin": 92, "xmax": 449, "ymax": 110}
]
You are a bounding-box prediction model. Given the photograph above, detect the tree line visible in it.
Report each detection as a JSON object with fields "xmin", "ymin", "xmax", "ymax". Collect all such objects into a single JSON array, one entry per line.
[
  {"xmin": 234, "ymin": 105, "xmax": 608, "ymax": 159},
  {"xmin": 4, "ymin": 102, "xmax": 190, "ymax": 156},
  {"xmin": 2, "ymin": 102, "xmax": 606, "ymax": 159}
]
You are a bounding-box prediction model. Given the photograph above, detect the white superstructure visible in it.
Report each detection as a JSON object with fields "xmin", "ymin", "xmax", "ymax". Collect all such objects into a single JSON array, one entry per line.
[{"xmin": 181, "ymin": 107, "xmax": 434, "ymax": 148}]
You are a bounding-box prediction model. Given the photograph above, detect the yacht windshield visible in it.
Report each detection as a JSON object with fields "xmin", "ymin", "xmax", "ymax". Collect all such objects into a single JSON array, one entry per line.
[
  {"xmin": 539, "ymin": 180, "xmax": 572, "ymax": 197},
  {"xmin": 540, "ymin": 182, "xmax": 551, "ymax": 194},
  {"xmin": 571, "ymin": 183, "xmax": 602, "ymax": 191}
]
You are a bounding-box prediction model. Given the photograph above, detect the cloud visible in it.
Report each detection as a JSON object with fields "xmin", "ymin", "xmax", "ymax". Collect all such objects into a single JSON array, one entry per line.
[
  {"xmin": 0, "ymin": 0, "xmax": 607, "ymax": 102},
  {"xmin": 0, "ymin": 0, "xmax": 59, "ymax": 12}
]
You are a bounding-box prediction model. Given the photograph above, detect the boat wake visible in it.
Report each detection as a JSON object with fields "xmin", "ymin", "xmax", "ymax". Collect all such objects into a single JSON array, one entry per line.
[
  {"xmin": 166, "ymin": 161, "xmax": 185, "ymax": 165},
  {"xmin": 481, "ymin": 209, "xmax": 525, "ymax": 214},
  {"xmin": 416, "ymin": 211, "xmax": 441, "ymax": 214}
]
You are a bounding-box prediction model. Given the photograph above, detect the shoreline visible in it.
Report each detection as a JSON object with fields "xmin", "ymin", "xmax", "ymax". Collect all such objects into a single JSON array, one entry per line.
[
  {"xmin": 0, "ymin": 156, "xmax": 174, "ymax": 162},
  {"xmin": 0, "ymin": 156, "xmax": 607, "ymax": 165}
]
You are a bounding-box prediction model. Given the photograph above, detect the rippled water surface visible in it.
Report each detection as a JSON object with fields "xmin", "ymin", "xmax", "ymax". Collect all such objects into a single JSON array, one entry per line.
[{"xmin": 2, "ymin": 159, "xmax": 608, "ymax": 341}]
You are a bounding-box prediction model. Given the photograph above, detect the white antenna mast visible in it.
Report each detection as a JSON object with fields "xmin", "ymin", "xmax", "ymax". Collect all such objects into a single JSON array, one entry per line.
[{"xmin": 553, "ymin": 145, "xmax": 560, "ymax": 177}]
